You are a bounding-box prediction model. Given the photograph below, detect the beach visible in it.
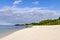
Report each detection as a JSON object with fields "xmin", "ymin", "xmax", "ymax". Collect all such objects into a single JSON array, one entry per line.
[{"xmin": 0, "ymin": 25, "xmax": 60, "ymax": 40}]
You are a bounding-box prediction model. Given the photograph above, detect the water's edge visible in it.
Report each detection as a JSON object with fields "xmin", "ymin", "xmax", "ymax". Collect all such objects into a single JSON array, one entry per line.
[{"xmin": 0, "ymin": 25, "xmax": 27, "ymax": 38}]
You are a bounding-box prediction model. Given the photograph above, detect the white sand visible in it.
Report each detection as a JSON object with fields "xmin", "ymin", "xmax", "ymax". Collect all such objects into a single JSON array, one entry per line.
[{"xmin": 0, "ymin": 25, "xmax": 60, "ymax": 40}]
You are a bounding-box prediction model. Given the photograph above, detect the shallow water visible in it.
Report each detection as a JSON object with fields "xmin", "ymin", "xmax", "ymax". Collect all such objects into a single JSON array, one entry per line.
[{"xmin": 0, "ymin": 25, "xmax": 26, "ymax": 38}]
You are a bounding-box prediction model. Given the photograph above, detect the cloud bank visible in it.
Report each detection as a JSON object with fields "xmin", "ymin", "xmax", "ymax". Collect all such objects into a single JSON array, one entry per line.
[{"xmin": 0, "ymin": 7, "xmax": 59, "ymax": 24}]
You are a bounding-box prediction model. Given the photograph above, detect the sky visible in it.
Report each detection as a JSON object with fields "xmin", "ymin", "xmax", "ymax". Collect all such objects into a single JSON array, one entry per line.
[{"xmin": 0, "ymin": 0, "xmax": 60, "ymax": 25}]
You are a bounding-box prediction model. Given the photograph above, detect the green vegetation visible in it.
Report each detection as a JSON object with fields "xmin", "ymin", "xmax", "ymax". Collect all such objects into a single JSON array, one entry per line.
[
  {"xmin": 15, "ymin": 17, "xmax": 60, "ymax": 26},
  {"xmin": 25, "ymin": 17, "xmax": 60, "ymax": 25}
]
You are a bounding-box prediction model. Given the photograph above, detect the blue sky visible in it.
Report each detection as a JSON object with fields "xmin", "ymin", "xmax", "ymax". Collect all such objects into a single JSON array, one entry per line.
[
  {"xmin": 0, "ymin": 0, "xmax": 60, "ymax": 25},
  {"xmin": 0, "ymin": 0, "xmax": 60, "ymax": 9}
]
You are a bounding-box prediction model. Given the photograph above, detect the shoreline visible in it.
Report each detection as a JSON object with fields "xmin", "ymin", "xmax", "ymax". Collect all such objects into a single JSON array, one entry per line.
[
  {"xmin": 32, "ymin": 25, "xmax": 60, "ymax": 27},
  {"xmin": 1, "ymin": 25, "xmax": 60, "ymax": 40}
]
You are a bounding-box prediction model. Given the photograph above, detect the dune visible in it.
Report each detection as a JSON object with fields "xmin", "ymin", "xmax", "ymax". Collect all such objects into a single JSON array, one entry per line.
[{"xmin": 0, "ymin": 25, "xmax": 60, "ymax": 40}]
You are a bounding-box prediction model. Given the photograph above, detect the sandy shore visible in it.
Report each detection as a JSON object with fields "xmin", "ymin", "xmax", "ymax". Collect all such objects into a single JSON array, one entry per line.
[{"xmin": 0, "ymin": 25, "xmax": 60, "ymax": 40}]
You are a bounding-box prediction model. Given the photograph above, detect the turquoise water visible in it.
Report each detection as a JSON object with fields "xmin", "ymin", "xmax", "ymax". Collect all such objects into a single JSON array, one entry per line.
[{"xmin": 0, "ymin": 25, "xmax": 26, "ymax": 38}]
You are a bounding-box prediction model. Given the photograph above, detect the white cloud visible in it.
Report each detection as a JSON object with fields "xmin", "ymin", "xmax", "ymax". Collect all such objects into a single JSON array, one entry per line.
[
  {"xmin": 13, "ymin": 0, "xmax": 22, "ymax": 7},
  {"xmin": 0, "ymin": 7, "xmax": 59, "ymax": 24},
  {"xmin": 13, "ymin": 0, "xmax": 22, "ymax": 4},
  {"xmin": 32, "ymin": 1, "xmax": 39, "ymax": 5}
]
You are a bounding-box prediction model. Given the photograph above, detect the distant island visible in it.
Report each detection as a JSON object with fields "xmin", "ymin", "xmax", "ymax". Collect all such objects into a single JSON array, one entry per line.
[
  {"xmin": 15, "ymin": 17, "xmax": 60, "ymax": 26},
  {"xmin": 15, "ymin": 24, "xmax": 25, "ymax": 26}
]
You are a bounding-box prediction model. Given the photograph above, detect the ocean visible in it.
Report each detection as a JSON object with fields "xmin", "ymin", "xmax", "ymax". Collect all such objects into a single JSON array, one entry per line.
[{"xmin": 0, "ymin": 25, "xmax": 26, "ymax": 38}]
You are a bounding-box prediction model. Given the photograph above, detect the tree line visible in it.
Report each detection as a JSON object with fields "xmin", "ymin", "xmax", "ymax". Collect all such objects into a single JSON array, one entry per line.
[{"xmin": 25, "ymin": 17, "xmax": 60, "ymax": 25}]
